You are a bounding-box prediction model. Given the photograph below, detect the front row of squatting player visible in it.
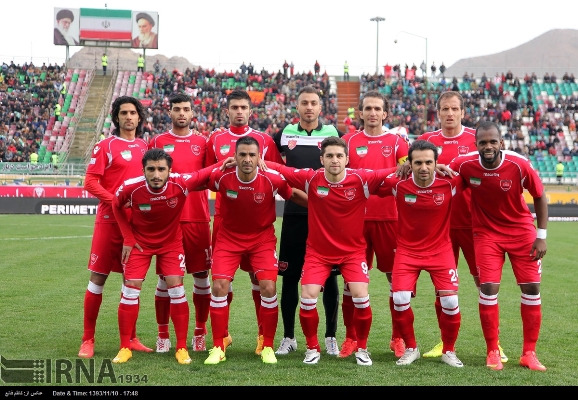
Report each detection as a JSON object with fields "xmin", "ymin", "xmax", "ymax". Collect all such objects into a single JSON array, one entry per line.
[{"xmin": 77, "ymin": 89, "xmax": 548, "ymax": 371}]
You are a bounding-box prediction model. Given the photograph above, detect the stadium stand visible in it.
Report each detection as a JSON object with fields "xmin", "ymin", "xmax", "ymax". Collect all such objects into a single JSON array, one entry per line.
[{"xmin": 2, "ymin": 59, "xmax": 577, "ymax": 185}]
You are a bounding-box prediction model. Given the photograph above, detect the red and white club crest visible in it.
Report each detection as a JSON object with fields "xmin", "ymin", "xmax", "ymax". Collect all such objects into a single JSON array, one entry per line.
[
  {"xmin": 457, "ymin": 146, "xmax": 469, "ymax": 155},
  {"xmin": 191, "ymin": 145, "xmax": 201, "ymax": 156},
  {"xmin": 278, "ymin": 261, "xmax": 288, "ymax": 272},
  {"xmin": 287, "ymin": 139, "xmax": 297, "ymax": 150},
  {"xmin": 141, "ymin": 148, "xmax": 147, "ymax": 156},
  {"xmin": 167, "ymin": 197, "xmax": 179, "ymax": 208},
  {"xmin": 500, "ymin": 180, "xmax": 512, "ymax": 191},
  {"xmin": 254, "ymin": 192, "xmax": 265, "ymax": 203},
  {"xmin": 33, "ymin": 187, "xmax": 45, "ymax": 197},
  {"xmin": 433, "ymin": 193, "xmax": 444, "ymax": 205},
  {"xmin": 381, "ymin": 146, "xmax": 393, "ymax": 157},
  {"xmin": 90, "ymin": 253, "xmax": 98, "ymax": 265},
  {"xmin": 344, "ymin": 188, "xmax": 356, "ymax": 200}
]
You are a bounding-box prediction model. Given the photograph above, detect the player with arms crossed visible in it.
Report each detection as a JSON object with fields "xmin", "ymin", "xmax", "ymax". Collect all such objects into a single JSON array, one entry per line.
[
  {"xmin": 111, "ymin": 148, "xmax": 216, "ymax": 364},
  {"xmin": 449, "ymin": 121, "xmax": 548, "ymax": 371},
  {"xmin": 149, "ymin": 93, "xmax": 212, "ymax": 353},
  {"xmin": 206, "ymin": 90, "xmax": 285, "ymax": 355},
  {"xmin": 380, "ymin": 140, "xmax": 465, "ymax": 368},
  {"xmin": 340, "ymin": 90, "xmax": 409, "ymax": 358},
  {"xmin": 203, "ymin": 136, "xmax": 307, "ymax": 365},
  {"xmin": 266, "ymin": 136, "xmax": 395, "ymax": 366},
  {"xmin": 273, "ymin": 85, "xmax": 342, "ymax": 356},
  {"xmin": 78, "ymin": 96, "xmax": 152, "ymax": 358}
]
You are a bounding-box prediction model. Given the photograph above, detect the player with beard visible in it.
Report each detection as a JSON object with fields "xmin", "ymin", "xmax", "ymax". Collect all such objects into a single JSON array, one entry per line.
[
  {"xmin": 149, "ymin": 93, "xmax": 212, "ymax": 353},
  {"xmin": 449, "ymin": 121, "xmax": 548, "ymax": 371},
  {"xmin": 206, "ymin": 90, "xmax": 284, "ymax": 355},
  {"xmin": 111, "ymin": 148, "xmax": 216, "ymax": 364},
  {"xmin": 78, "ymin": 96, "xmax": 152, "ymax": 359}
]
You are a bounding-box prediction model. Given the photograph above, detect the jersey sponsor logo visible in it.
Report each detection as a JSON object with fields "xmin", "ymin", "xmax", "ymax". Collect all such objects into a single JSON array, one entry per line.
[
  {"xmin": 128, "ymin": 144, "xmax": 140, "ymax": 148},
  {"xmin": 433, "ymin": 193, "xmax": 444, "ymax": 205},
  {"xmin": 356, "ymin": 146, "xmax": 368, "ymax": 157},
  {"xmin": 254, "ymin": 192, "xmax": 265, "ymax": 203},
  {"xmin": 288, "ymin": 139, "xmax": 297, "ymax": 150},
  {"xmin": 220, "ymin": 145, "xmax": 231, "ymax": 155},
  {"xmin": 317, "ymin": 186, "xmax": 329, "ymax": 197},
  {"xmin": 344, "ymin": 188, "xmax": 356, "ymax": 200},
  {"xmin": 278, "ymin": 261, "xmax": 288, "ymax": 272},
  {"xmin": 90, "ymin": 253, "xmax": 98, "ymax": 265},
  {"xmin": 34, "ymin": 187, "xmax": 45, "ymax": 197},
  {"xmin": 93, "ymin": 146, "xmax": 100, "ymax": 154},
  {"xmin": 405, "ymin": 194, "xmax": 417, "ymax": 204},
  {"xmin": 470, "ymin": 177, "xmax": 481, "ymax": 186},
  {"xmin": 141, "ymin": 148, "xmax": 146, "ymax": 155},
  {"xmin": 139, "ymin": 204, "xmax": 151, "ymax": 212},
  {"xmin": 90, "ymin": 157, "xmax": 96, "ymax": 164},
  {"xmin": 191, "ymin": 144, "xmax": 201, "ymax": 156},
  {"xmin": 457, "ymin": 145, "xmax": 469, "ymax": 155},
  {"xmin": 167, "ymin": 197, "xmax": 179, "ymax": 208},
  {"xmin": 226, "ymin": 190, "xmax": 238, "ymax": 199},
  {"xmin": 500, "ymin": 180, "xmax": 512, "ymax": 191},
  {"xmin": 444, "ymin": 140, "xmax": 458, "ymax": 144},
  {"xmin": 150, "ymin": 196, "xmax": 166, "ymax": 201},
  {"xmin": 121, "ymin": 150, "xmax": 132, "ymax": 161},
  {"xmin": 163, "ymin": 144, "xmax": 175, "ymax": 153},
  {"xmin": 382, "ymin": 146, "xmax": 393, "ymax": 157}
]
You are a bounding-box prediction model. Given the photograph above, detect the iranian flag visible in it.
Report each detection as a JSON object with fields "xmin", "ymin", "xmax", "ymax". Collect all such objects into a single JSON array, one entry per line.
[{"xmin": 80, "ymin": 8, "xmax": 132, "ymax": 41}]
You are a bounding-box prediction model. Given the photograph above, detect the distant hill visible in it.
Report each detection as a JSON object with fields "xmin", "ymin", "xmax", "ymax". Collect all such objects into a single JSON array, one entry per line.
[
  {"xmin": 444, "ymin": 29, "xmax": 578, "ymax": 80},
  {"xmin": 68, "ymin": 46, "xmax": 197, "ymax": 73}
]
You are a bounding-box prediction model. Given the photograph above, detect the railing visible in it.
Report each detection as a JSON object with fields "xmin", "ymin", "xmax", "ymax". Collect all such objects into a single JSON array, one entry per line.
[
  {"xmin": 61, "ymin": 69, "xmax": 96, "ymax": 163},
  {"xmin": 0, "ymin": 162, "xmax": 87, "ymax": 176},
  {"xmin": 81, "ymin": 69, "xmax": 119, "ymax": 166}
]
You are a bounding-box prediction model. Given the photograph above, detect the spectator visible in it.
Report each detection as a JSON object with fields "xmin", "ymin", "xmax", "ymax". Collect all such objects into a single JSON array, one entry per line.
[{"xmin": 314, "ymin": 60, "xmax": 320, "ymax": 76}]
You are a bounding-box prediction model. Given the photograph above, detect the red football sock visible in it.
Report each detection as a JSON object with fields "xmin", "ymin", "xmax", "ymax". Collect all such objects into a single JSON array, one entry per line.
[
  {"xmin": 439, "ymin": 295, "xmax": 461, "ymax": 353},
  {"xmin": 479, "ymin": 292, "xmax": 500, "ymax": 352},
  {"xmin": 352, "ymin": 296, "xmax": 372, "ymax": 349},
  {"xmin": 192, "ymin": 276, "xmax": 211, "ymax": 336},
  {"xmin": 341, "ymin": 285, "xmax": 357, "ymax": 340},
  {"xmin": 259, "ymin": 294, "xmax": 278, "ymax": 348},
  {"xmin": 155, "ymin": 277, "xmax": 170, "ymax": 339},
  {"xmin": 82, "ymin": 282, "xmax": 103, "ymax": 342},
  {"xmin": 252, "ymin": 284, "xmax": 262, "ymax": 335},
  {"xmin": 118, "ymin": 285, "xmax": 140, "ymax": 349},
  {"xmin": 299, "ymin": 298, "xmax": 320, "ymax": 351},
  {"xmin": 393, "ymin": 298, "xmax": 417, "ymax": 349},
  {"xmin": 168, "ymin": 284, "xmax": 189, "ymax": 350},
  {"xmin": 389, "ymin": 291, "xmax": 401, "ymax": 339},
  {"xmin": 520, "ymin": 294, "xmax": 542, "ymax": 353},
  {"xmin": 209, "ymin": 294, "xmax": 228, "ymax": 350}
]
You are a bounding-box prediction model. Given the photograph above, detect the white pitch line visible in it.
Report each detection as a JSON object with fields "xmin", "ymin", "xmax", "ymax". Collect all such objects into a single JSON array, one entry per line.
[{"xmin": 0, "ymin": 235, "xmax": 93, "ymax": 241}]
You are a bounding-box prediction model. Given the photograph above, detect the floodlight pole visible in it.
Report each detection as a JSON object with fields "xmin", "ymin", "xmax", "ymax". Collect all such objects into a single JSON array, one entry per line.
[{"xmin": 370, "ymin": 17, "xmax": 385, "ymax": 75}]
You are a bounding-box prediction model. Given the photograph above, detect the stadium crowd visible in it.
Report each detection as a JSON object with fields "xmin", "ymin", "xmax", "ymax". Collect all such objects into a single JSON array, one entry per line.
[
  {"xmin": 0, "ymin": 61, "xmax": 67, "ymax": 162},
  {"xmin": 2, "ymin": 59, "xmax": 578, "ymax": 163}
]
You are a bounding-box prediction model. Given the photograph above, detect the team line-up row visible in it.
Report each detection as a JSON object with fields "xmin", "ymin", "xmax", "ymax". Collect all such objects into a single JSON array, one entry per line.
[{"xmin": 77, "ymin": 88, "xmax": 547, "ymax": 371}]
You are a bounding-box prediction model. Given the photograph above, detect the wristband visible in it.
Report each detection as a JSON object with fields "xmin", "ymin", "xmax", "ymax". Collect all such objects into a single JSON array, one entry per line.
[{"xmin": 536, "ymin": 229, "xmax": 547, "ymax": 239}]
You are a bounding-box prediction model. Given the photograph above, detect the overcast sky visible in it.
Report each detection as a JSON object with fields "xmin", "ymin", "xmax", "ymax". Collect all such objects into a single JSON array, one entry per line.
[{"xmin": 3, "ymin": 0, "xmax": 577, "ymax": 76}]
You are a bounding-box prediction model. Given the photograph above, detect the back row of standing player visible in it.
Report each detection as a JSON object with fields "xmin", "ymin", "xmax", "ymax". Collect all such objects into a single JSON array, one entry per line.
[{"xmin": 78, "ymin": 87, "xmax": 548, "ymax": 371}]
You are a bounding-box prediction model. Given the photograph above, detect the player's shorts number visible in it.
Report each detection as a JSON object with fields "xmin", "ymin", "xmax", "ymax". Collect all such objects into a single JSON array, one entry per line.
[
  {"xmin": 179, "ymin": 254, "xmax": 186, "ymax": 273},
  {"xmin": 537, "ymin": 259, "xmax": 542, "ymax": 275},
  {"xmin": 361, "ymin": 261, "xmax": 369, "ymax": 275},
  {"xmin": 449, "ymin": 268, "xmax": 458, "ymax": 282}
]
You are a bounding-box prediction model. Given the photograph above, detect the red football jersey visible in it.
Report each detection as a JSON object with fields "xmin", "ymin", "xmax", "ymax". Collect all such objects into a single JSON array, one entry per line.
[
  {"xmin": 275, "ymin": 164, "xmax": 393, "ymax": 259},
  {"xmin": 418, "ymin": 127, "xmax": 476, "ymax": 229},
  {"xmin": 205, "ymin": 126, "xmax": 284, "ymax": 216},
  {"xmin": 450, "ymin": 151, "xmax": 543, "ymax": 240},
  {"xmin": 149, "ymin": 130, "xmax": 210, "ymax": 222},
  {"xmin": 114, "ymin": 167, "xmax": 213, "ymax": 249},
  {"xmin": 379, "ymin": 173, "xmax": 462, "ymax": 256},
  {"xmin": 343, "ymin": 130, "xmax": 409, "ymax": 221},
  {"xmin": 86, "ymin": 136, "xmax": 148, "ymax": 223},
  {"xmin": 207, "ymin": 167, "xmax": 292, "ymax": 250}
]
